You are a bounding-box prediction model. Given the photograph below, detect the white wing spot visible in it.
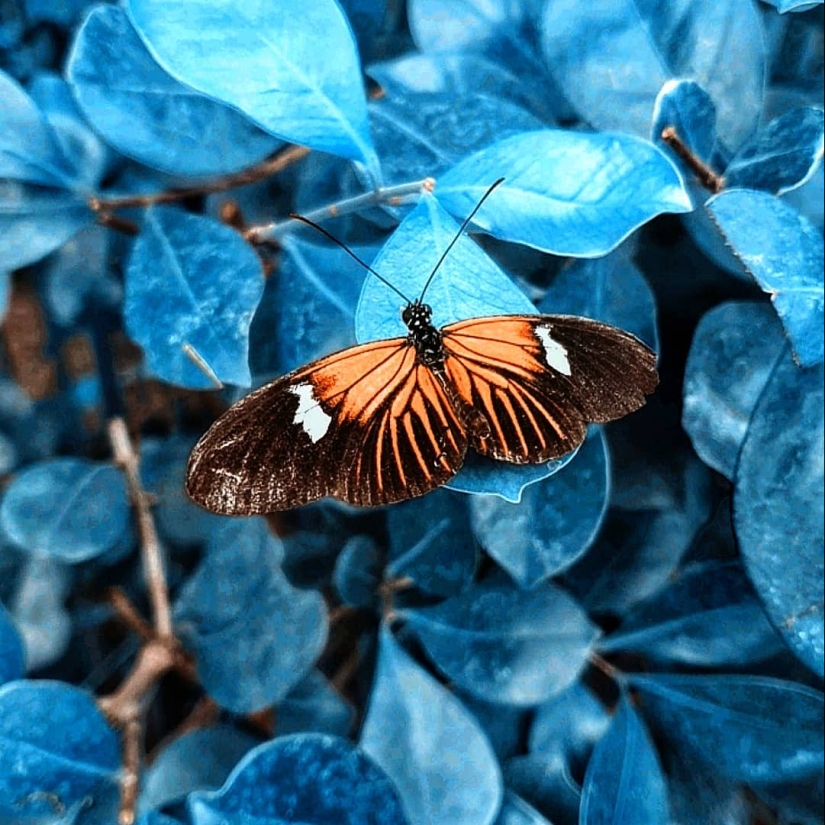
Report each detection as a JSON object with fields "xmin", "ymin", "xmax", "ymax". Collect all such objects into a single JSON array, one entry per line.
[
  {"xmin": 536, "ymin": 326, "xmax": 571, "ymax": 376},
  {"xmin": 290, "ymin": 383, "xmax": 332, "ymax": 443}
]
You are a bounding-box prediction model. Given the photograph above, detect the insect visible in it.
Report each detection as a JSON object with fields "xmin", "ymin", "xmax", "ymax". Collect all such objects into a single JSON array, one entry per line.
[{"xmin": 186, "ymin": 180, "xmax": 658, "ymax": 513}]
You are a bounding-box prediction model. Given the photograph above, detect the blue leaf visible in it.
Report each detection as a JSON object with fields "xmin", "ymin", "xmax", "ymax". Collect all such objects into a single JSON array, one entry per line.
[
  {"xmin": 650, "ymin": 79, "xmax": 717, "ymax": 165},
  {"xmin": 468, "ymin": 429, "xmax": 609, "ymax": 588},
  {"xmin": 734, "ymin": 347, "xmax": 824, "ymax": 676},
  {"xmin": 0, "ymin": 457, "xmax": 131, "ymax": 563},
  {"xmin": 726, "ymin": 107, "xmax": 825, "ymax": 194},
  {"xmin": 354, "ymin": 194, "xmax": 561, "ymax": 499},
  {"xmin": 333, "ymin": 534, "xmax": 382, "ymax": 608},
  {"xmin": 188, "ymin": 734, "xmax": 407, "ymax": 825},
  {"xmin": 28, "ymin": 72, "xmax": 112, "ymax": 192},
  {"xmin": 631, "ymin": 674, "xmax": 825, "ymax": 784},
  {"xmin": 127, "ymin": 0, "xmax": 379, "ymax": 177},
  {"xmin": 67, "ymin": 5, "xmax": 281, "ymax": 178},
  {"xmin": 580, "ymin": 698, "xmax": 669, "ymax": 825},
  {"xmin": 6, "ymin": 556, "xmax": 73, "ymax": 671},
  {"xmin": 707, "ymin": 189, "xmax": 824, "ymax": 366},
  {"xmin": 361, "ymin": 625, "xmax": 503, "ymax": 825},
  {"xmin": 683, "ymin": 301, "xmax": 786, "ymax": 480},
  {"xmin": 0, "ymin": 602, "xmax": 24, "ymax": 685},
  {"xmin": 503, "ymin": 752, "xmax": 581, "ymax": 824},
  {"xmin": 537, "ymin": 247, "xmax": 659, "ymax": 351},
  {"xmin": 599, "ymin": 560, "xmax": 785, "ymax": 667},
  {"xmin": 0, "ymin": 180, "xmax": 93, "ymax": 271},
  {"xmin": 139, "ymin": 725, "xmax": 259, "ymax": 814},
  {"xmin": 529, "ymin": 681, "xmax": 611, "ymax": 767},
  {"xmin": 41, "ymin": 224, "xmax": 120, "ymax": 327},
  {"xmin": 368, "ymin": 77, "xmax": 546, "ymax": 188},
  {"xmin": 387, "ymin": 488, "xmax": 477, "ymax": 597},
  {"xmin": 275, "ymin": 669, "xmax": 355, "ymax": 739},
  {"xmin": 0, "ymin": 69, "xmax": 78, "ymax": 188},
  {"xmin": 174, "ymin": 518, "xmax": 327, "ymax": 713},
  {"xmin": 404, "ymin": 579, "xmax": 598, "ymax": 705},
  {"xmin": 495, "ymin": 792, "xmax": 553, "ymax": 825},
  {"xmin": 539, "ymin": 0, "xmax": 765, "ymax": 150},
  {"xmin": 0, "ymin": 680, "xmax": 120, "ymax": 823},
  {"xmin": 251, "ymin": 236, "xmax": 372, "ymax": 379},
  {"xmin": 436, "ymin": 131, "xmax": 691, "ymax": 256},
  {"xmin": 125, "ymin": 206, "xmax": 265, "ymax": 389}
]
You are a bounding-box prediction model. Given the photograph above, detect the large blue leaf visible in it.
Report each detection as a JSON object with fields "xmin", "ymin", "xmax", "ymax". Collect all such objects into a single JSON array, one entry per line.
[
  {"xmin": 386, "ymin": 487, "xmax": 477, "ymax": 597},
  {"xmin": 404, "ymin": 579, "xmax": 598, "ymax": 705},
  {"xmin": 68, "ymin": 5, "xmax": 281, "ymax": 177},
  {"xmin": 0, "ymin": 603, "xmax": 24, "ymax": 685},
  {"xmin": 138, "ymin": 725, "xmax": 259, "ymax": 814},
  {"xmin": 726, "ymin": 107, "xmax": 825, "ymax": 194},
  {"xmin": 468, "ymin": 428, "xmax": 609, "ymax": 588},
  {"xmin": 174, "ymin": 518, "xmax": 327, "ymax": 712},
  {"xmin": 503, "ymin": 752, "xmax": 581, "ymax": 824},
  {"xmin": 0, "ymin": 180, "xmax": 93, "ymax": 271},
  {"xmin": 0, "ymin": 69, "xmax": 79, "ymax": 188},
  {"xmin": 188, "ymin": 734, "xmax": 407, "ymax": 825},
  {"xmin": 707, "ymin": 189, "xmax": 824, "ymax": 366},
  {"xmin": 355, "ymin": 194, "xmax": 564, "ymax": 499},
  {"xmin": 355, "ymin": 193, "xmax": 536, "ymax": 340},
  {"xmin": 127, "ymin": 0, "xmax": 379, "ymax": 177},
  {"xmin": 734, "ymin": 347, "xmax": 824, "ymax": 676},
  {"xmin": 580, "ymin": 698, "xmax": 669, "ymax": 824},
  {"xmin": 436, "ymin": 131, "xmax": 691, "ymax": 256},
  {"xmin": 537, "ymin": 247, "xmax": 659, "ymax": 351},
  {"xmin": 0, "ymin": 457, "xmax": 131, "ymax": 563},
  {"xmin": 333, "ymin": 534, "xmax": 382, "ymax": 608},
  {"xmin": 539, "ymin": 0, "xmax": 764, "ymax": 150},
  {"xmin": 682, "ymin": 301, "xmax": 786, "ymax": 480},
  {"xmin": 125, "ymin": 206, "xmax": 265, "ymax": 389},
  {"xmin": 361, "ymin": 625, "xmax": 503, "ymax": 825},
  {"xmin": 0, "ymin": 681, "xmax": 120, "ymax": 823},
  {"xmin": 494, "ymin": 792, "xmax": 553, "ymax": 825},
  {"xmin": 631, "ymin": 674, "xmax": 824, "ymax": 784},
  {"xmin": 599, "ymin": 560, "xmax": 785, "ymax": 667}
]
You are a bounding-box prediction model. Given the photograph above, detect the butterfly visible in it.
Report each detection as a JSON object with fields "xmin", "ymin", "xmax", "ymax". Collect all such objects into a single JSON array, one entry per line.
[{"xmin": 186, "ymin": 180, "xmax": 658, "ymax": 514}]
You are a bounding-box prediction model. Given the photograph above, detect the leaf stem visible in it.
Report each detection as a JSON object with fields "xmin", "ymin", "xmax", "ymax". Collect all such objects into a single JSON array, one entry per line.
[
  {"xmin": 247, "ymin": 177, "xmax": 436, "ymax": 243},
  {"xmin": 89, "ymin": 145, "xmax": 310, "ymax": 213},
  {"xmin": 661, "ymin": 126, "xmax": 725, "ymax": 194},
  {"xmin": 108, "ymin": 417, "xmax": 172, "ymax": 639}
]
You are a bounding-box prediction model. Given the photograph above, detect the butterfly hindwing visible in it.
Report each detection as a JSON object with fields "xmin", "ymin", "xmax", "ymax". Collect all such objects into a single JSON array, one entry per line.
[
  {"xmin": 441, "ymin": 315, "xmax": 658, "ymax": 463},
  {"xmin": 186, "ymin": 338, "xmax": 468, "ymax": 513}
]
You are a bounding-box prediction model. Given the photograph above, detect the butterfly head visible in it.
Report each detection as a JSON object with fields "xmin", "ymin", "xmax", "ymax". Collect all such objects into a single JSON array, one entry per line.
[{"xmin": 402, "ymin": 301, "xmax": 433, "ymax": 331}]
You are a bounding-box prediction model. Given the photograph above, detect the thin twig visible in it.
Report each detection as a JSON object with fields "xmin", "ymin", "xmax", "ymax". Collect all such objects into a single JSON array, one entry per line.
[
  {"xmin": 247, "ymin": 177, "xmax": 436, "ymax": 243},
  {"xmin": 661, "ymin": 126, "xmax": 725, "ymax": 194},
  {"xmin": 89, "ymin": 145, "xmax": 311, "ymax": 213},
  {"xmin": 118, "ymin": 716, "xmax": 141, "ymax": 825},
  {"xmin": 108, "ymin": 418, "xmax": 172, "ymax": 638},
  {"xmin": 589, "ymin": 651, "xmax": 619, "ymax": 680},
  {"xmin": 107, "ymin": 588, "xmax": 153, "ymax": 643}
]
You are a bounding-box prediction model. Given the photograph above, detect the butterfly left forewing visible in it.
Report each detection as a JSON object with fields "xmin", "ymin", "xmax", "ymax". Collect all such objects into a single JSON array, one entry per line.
[
  {"xmin": 186, "ymin": 338, "xmax": 468, "ymax": 513},
  {"xmin": 440, "ymin": 314, "xmax": 658, "ymax": 463}
]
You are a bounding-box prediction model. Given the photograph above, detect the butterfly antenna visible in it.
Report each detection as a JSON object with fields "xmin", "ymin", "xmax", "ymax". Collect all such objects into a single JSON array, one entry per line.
[
  {"xmin": 418, "ymin": 177, "xmax": 505, "ymax": 303},
  {"xmin": 289, "ymin": 213, "xmax": 413, "ymax": 304}
]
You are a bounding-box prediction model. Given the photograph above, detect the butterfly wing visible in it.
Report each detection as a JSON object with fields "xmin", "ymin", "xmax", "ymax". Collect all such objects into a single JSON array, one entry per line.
[
  {"xmin": 441, "ymin": 315, "xmax": 658, "ymax": 463},
  {"xmin": 186, "ymin": 338, "xmax": 468, "ymax": 513}
]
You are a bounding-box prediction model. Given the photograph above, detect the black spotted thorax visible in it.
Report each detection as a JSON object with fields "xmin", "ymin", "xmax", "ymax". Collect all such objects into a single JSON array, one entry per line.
[{"xmin": 402, "ymin": 302, "xmax": 444, "ymax": 368}]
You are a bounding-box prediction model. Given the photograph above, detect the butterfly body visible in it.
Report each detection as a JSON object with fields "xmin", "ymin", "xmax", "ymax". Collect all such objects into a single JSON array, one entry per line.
[{"xmin": 186, "ymin": 308, "xmax": 658, "ymax": 514}]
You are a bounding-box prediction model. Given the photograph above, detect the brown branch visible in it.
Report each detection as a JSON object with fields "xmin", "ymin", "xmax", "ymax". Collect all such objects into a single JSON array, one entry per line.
[
  {"xmin": 108, "ymin": 418, "xmax": 173, "ymax": 638},
  {"xmin": 107, "ymin": 588, "xmax": 153, "ymax": 642},
  {"xmin": 661, "ymin": 126, "xmax": 725, "ymax": 194},
  {"xmin": 589, "ymin": 651, "xmax": 619, "ymax": 680},
  {"xmin": 118, "ymin": 716, "xmax": 141, "ymax": 825},
  {"xmin": 89, "ymin": 145, "xmax": 311, "ymax": 213}
]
